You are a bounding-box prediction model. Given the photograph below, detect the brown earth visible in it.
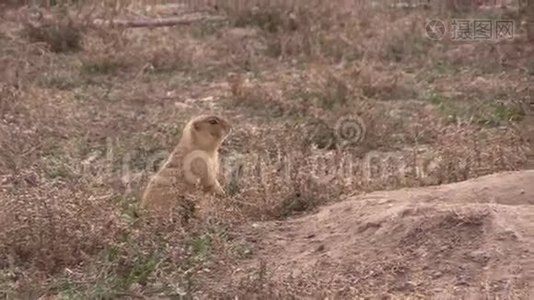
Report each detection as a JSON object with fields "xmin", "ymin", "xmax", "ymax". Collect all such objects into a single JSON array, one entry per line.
[{"xmin": 199, "ymin": 170, "xmax": 534, "ymax": 299}]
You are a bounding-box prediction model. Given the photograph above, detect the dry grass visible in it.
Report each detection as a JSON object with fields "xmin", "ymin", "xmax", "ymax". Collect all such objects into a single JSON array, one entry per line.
[{"xmin": 0, "ymin": 0, "xmax": 532, "ymax": 298}]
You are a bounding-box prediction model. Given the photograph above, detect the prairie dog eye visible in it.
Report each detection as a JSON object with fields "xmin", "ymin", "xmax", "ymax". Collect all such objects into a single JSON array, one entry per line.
[{"xmin": 208, "ymin": 119, "xmax": 218, "ymax": 125}]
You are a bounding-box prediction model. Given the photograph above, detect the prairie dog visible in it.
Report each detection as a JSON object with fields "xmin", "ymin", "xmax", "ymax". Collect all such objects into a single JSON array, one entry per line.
[{"xmin": 140, "ymin": 115, "xmax": 231, "ymax": 213}]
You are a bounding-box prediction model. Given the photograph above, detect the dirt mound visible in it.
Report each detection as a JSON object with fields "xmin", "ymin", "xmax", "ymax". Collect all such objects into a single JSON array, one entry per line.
[{"xmin": 203, "ymin": 171, "xmax": 534, "ymax": 298}]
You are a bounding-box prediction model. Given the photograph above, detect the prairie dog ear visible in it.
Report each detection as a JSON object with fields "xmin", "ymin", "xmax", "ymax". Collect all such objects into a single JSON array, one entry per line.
[{"xmin": 193, "ymin": 120, "xmax": 202, "ymax": 131}]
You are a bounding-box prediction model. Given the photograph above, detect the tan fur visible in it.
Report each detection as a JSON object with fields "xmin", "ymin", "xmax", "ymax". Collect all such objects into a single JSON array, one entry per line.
[{"xmin": 139, "ymin": 115, "xmax": 231, "ymax": 213}]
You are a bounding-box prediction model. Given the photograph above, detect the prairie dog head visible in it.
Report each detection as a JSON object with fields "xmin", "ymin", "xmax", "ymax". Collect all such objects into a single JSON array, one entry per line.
[{"xmin": 187, "ymin": 115, "xmax": 231, "ymax": 151}]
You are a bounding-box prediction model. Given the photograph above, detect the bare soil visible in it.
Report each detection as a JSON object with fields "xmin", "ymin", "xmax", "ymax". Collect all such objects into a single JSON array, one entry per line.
[{"xmin": 202, "ymin": 170, "xmax": 534, "ymax": 299}]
